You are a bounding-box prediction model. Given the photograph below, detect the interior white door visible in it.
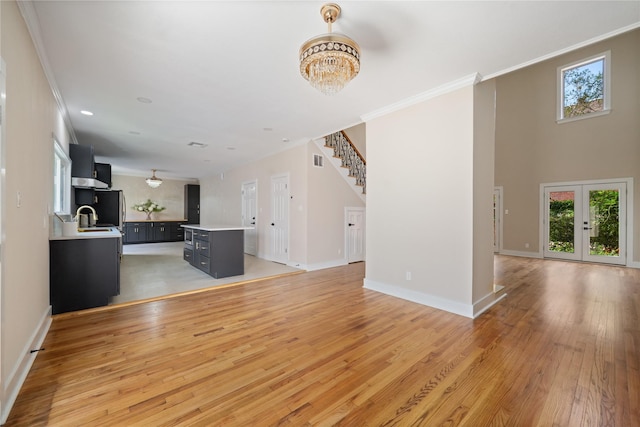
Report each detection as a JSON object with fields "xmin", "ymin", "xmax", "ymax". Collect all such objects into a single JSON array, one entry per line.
[
  {"xmin": 270, "ymin": 175, "xmax": 289, "ymax": 264},
  {"xmin": 346, "ymin": 208, "xmax": 365, "ymax": 263},
  {"xmin": 544, "ymin": 181, "xmax": 626, "ymax": 265},
  {"xmin": 241, "ymin": 181, "xmax": 257, "ymax": 256}
]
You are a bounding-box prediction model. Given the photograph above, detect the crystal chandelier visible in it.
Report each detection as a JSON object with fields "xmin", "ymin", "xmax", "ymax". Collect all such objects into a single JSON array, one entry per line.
[
  {"xmin": 299, "ymin": 3, "xmax": 361, "ymax": 95},
  {"xmin": 145, "ymin": 169, "xmax": 163, "ymax": 188}
]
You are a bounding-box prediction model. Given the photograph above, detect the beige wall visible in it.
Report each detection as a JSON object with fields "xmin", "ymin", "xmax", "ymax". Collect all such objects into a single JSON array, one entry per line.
[
  {"xmin": 364, "ymin": 86, "xmax": 478, "ymax": 316},
  {"xmin": 495, "ymin": 29, "xmax": 640, "ymax": 263},
  {"xmin": 307, "ymin": 142, "xmax": 365, "ymax": 265},
  {"xmin": 473, "ymin": 80, "xmax": 497, "ymax": 303},
  {"xmin": 111, "ymin": 174, "xmax": 196, "ymax": 221},
  {"xmin": 1, "ymin": 0, "xmax": 72, "ymax": 420},
  {"xmin": 343, "ymin": 122, "xmax": 366, "ymax": 159},
  {"xmin": 200, "ymin": 141, "xmax": 364, "ymax": 269}
]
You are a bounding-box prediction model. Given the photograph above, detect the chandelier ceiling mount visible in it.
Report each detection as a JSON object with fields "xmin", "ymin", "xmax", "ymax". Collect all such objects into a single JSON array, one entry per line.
[{"xmin": 299, "ymin": 3, "xmax": 361, "ymax": 96}]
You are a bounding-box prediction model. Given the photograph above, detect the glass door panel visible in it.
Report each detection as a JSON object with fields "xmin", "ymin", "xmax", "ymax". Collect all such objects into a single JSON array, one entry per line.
[
  {"xmin": 582, "ymin": 183, "xmax": 625, "ymax": 265},
  {"xmin": 544, "ymin": 186, "xmax": 581, "ymax": 260}
]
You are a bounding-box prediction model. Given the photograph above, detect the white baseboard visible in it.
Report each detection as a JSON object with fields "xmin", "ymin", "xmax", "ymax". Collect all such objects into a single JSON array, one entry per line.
[
  {"xmin": 363, "ymin": 279, "xmax": 475, "ymax": 318},
  {"xmin": 499, "ymin": 249, "xmax": 543, "ymax": 258},
  {"xmin": 2, "ymin": 306, "xmax": 52, "ymax": 424},
  {"xmin": 303, "ymin": 258, "xmax": 348, "ymax": 272},
  {"xmin": 472, "ymin": 290, "xmax": 507, "ymax": 318}
]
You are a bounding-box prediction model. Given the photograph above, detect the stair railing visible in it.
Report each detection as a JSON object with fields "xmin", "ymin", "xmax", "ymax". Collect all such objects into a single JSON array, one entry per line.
[{"xmin": 325, "ymin": 131, "xmax": 366, "ymax": 194}]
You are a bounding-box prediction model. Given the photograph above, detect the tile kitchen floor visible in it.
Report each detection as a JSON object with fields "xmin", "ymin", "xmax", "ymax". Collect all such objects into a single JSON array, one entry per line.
[{"xmin": 113, "ymin": 242, "xmax": 302, "ymax": 305}]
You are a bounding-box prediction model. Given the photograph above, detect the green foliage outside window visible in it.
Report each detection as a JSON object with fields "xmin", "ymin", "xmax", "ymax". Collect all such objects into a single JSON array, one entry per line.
[
  {"xmin": 563, "ymin": 59, "xmax": 604, "ymax": 118},
  {"xmin": 548, "ymin": 191, "xmax": 619, "ymax": 256}
]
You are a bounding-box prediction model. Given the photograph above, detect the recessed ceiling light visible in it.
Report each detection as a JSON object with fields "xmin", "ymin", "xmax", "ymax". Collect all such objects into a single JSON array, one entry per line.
[
  {"xmin": 80, "ymin": 110, "xmax": 94, "ymax": 116},
  {"xmin": 227, "ymin": 147, "xmax": 236, "ymax": 150},
  {"xmin": 136, "ymin": 97, "xmax": 152, "ymax": 104},
  {"xmin": 263, "ymin": 128, "xmax": 273, "ymax": 131},
  {"xmin": 129, "ymin": 131, "xmax": 141, "ymax": 135}
]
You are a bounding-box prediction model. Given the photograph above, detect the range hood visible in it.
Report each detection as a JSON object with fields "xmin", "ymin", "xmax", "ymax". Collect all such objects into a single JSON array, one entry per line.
[{"xmin": 72, "ymin": 177, "xmax": 109, "ymax": 189}]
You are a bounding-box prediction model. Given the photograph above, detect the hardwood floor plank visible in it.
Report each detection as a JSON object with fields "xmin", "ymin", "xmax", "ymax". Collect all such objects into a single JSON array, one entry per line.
[{"xmin": 6, "ymin": 258, "xmax": 640, "ymax": 426}]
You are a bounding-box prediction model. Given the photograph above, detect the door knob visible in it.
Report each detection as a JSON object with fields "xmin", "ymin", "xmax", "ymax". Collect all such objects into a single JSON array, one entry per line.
[
  {"xmin": 348, "ymin": 223, "xmax": 355, "ymax": 226},
  {"xmin": 271, "ymin": 223, "xmax": 275, "ymax": 226}
]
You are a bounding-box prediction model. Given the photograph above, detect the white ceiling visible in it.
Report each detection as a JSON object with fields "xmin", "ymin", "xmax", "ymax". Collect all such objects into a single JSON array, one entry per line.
[{"xmin": 21, "ymin": 1, "xmax": 640, "ymax": 180}]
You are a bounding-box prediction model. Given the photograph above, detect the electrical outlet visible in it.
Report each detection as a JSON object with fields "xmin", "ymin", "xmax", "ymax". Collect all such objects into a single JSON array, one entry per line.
[
  {"xmin": 525, "ymin": 243, "xmax": 530, "ymax": 248},
  {"xmin": 406, "ymin": 271, "xmax": 412, "ymax": 280}
]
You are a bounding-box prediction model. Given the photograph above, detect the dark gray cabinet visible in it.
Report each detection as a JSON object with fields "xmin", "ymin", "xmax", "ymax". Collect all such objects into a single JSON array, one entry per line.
[
  {"xmin": 95, "ymin": 162, "xmax": 112, "ymax": 188},
  {"xmin": 188, "ymin": 229, "xmax": 244, "ymax": 278},
  {"xmin": 50, "ymin": 237, "xmax": 121, "ymax": 314},
  {"xmin": 124, "ymin": 221, "xmax": 185, "ymax": 244},
  {"xmin": 124, "ymin": 222, "xmax": 148, "ymax": 243},
  {"xmin": 184, "ymin": 184, "xmax": 200, "ymax": 224},
  {"xmin": 150, "ymin": 222, "xmax": 171, "ymax": 241},
  {"xmin": 171, "ymin": 222, "xmax": 185, "ymax": 241},
  {"xmin": 70, "ymin": 144, "xmax": 95, "ymax": 179}
]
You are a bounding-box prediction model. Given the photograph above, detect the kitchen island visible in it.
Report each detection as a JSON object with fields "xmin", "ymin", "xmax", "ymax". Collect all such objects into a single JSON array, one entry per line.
[
  {"xmin": 181, "ymin": 224, "xmax": 251, "ymax": 279},
  {"xmin": 49, "ymin": 225, "xmax": 122, "ymax": 314}
]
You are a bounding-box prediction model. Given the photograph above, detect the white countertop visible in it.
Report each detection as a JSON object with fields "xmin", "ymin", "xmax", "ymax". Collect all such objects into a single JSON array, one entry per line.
[
  {"xmin": 50, "ymin": 223, "xmax": 122, "ymax": 241},
  {"xmin": 181, "ymin": 224, "xmax": 253, "ymax": 231}
]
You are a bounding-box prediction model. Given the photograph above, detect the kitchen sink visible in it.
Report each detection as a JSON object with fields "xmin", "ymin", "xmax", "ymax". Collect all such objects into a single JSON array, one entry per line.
[{"xmin": 78, "ymin": 227, "xmax": 112, "ymax": 232}]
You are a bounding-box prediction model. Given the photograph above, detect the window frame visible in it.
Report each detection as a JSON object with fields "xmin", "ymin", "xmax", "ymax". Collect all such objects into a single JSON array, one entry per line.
[
  {"xmin": 557, "ymin": 50, "xmax": 611, "ymax": 124},
  {"xmin": 53, "ymin": 138, "xmax": 71, "ymax": 214}
]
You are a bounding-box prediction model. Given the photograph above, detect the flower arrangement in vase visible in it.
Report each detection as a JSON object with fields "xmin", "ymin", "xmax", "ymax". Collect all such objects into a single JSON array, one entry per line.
[{"xmin": 132, "ymin": 199, "xmax": 166, "ymax": 220}]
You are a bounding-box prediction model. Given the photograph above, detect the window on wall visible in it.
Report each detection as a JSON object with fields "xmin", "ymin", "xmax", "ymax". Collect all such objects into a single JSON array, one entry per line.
[
  {"xmin": 53, "ymin": 139, "xmax": 71, "ymax": 214},
  {"xmin": 558, "ymin": 51, "xmax": 610, "ymax": 122}
]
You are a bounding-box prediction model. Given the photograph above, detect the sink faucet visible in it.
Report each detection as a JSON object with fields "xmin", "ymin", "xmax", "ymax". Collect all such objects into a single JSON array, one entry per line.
[{"xmin": 76, "ymin": 205, "xmax": 98, "ymax": 224}]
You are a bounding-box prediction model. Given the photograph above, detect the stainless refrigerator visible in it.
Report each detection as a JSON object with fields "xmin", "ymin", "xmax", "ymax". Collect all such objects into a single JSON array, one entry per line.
[{"xmin": 93, "ymin": 190, "xmax": 126, "ymax": 231}]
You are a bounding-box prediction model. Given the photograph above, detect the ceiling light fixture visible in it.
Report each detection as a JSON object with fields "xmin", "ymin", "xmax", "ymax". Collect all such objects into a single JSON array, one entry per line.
[
  {"xmin": 299, "ymin": 3, "xmax": 360, "ymax": 95},
  {"xmin": 80, "ymin": 110, "xmax": 94, "ymax": 116},
  {"xmin": 145, "ymin": 169, "xmax": 163, "ymax": 188}
]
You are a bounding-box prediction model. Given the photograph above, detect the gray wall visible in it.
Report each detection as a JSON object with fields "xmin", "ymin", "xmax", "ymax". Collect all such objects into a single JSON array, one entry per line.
[{"xmin": 494, "ymin": 29, "xmax": 640, "ymax": 263}]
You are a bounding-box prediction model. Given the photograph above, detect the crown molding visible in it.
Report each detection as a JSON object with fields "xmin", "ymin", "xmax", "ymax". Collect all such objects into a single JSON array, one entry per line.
[
  {"xmin": 17, "ymin": 1, "xmax": 78, "ymax": 145},
  {"xmin": 482, "ymin": 22, "xmax": 640, "ymax": 81},
  {"xmin": 361, "ymin": 72, "xmax": 482, "ymax": 122}
]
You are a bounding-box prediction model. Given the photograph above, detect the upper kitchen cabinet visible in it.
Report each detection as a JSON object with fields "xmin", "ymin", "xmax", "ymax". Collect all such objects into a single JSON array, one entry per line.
[
  {"xmin": 184, "ymin": 184, "xmax": 200, "ymax": 224},
  {"xmin": 95, "ymin": 163, "xmax": 112, "ymax": 188},
  {"xmin": 70, "ymin": 144, "xmax": 95, "ymax": 179}
]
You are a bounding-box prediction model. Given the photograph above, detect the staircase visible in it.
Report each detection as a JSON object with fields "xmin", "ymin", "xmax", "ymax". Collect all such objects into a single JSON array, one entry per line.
[{"xmin": 313, "ymin": 131, "xmax": 366, "ymax": 202}]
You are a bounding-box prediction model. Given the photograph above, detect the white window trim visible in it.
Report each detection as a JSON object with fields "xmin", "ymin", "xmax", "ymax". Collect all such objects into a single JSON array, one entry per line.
[
  {"xmin": 53, "ymin": 137, "xmax": 71, "ymax": 214},
  {"xmin": 557, "ymin": 50, "xmax": 611, "ymax": 124}
]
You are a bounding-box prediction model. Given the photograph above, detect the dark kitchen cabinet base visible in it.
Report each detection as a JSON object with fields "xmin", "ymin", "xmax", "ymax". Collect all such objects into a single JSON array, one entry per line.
[
  {"xmin": 187, "ymin": 229, "xmax": 244, "ymax": 279},
  {"xmin": 50, "ymin": 237, "xmax": 121, "ymax": 314},
  {"xmin": 124, "ymin": 221, "xmax": 185, "ymax": 244}
]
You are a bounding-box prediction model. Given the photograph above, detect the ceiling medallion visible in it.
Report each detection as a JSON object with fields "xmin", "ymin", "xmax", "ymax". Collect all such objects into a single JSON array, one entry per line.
[{"xmin": 299, "ymin": 3, "xmax": 361, "ymax": 95}]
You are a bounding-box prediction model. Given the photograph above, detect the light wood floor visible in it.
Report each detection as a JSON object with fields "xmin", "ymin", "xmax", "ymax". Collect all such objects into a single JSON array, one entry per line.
[{"xmin": 7, "ymin": 256, "xmax": 640, "ymax": 426}]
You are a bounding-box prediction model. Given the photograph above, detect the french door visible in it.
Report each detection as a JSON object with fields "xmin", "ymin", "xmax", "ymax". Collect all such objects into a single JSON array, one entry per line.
[{"xmin": 543, "ymin": 182, "xmax": 626, "ymax": 265}]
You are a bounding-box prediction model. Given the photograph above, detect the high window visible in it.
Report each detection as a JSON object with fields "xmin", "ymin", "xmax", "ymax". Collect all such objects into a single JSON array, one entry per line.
[
  {"xmin": 558, "ymin": 51, "xmax": 610, "ymax": 122},
  {"xmin": 53, "ymin": 139, "xmax": 71, "ymax": 214}
]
